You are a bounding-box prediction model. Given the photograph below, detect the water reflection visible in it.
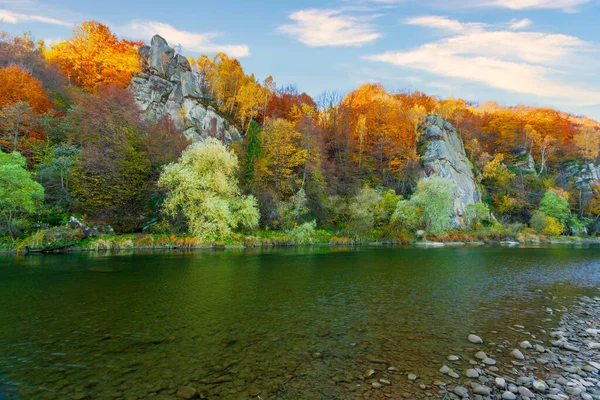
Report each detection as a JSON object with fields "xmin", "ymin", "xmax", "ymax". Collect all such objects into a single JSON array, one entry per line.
[{"xmin": 0, "ymin": 245, "xmax": 599, "ymax": 399}]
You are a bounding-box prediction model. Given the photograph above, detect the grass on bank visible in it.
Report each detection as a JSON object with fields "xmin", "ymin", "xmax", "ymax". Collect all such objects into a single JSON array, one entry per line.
[{"xmin": 3, "ymin": 221, "xmax": 596, "ymax": 254}]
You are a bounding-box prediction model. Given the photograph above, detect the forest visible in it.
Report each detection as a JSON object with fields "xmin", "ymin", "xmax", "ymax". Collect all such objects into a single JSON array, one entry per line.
[{"xmin": 1, "ymin": 21, "xmax": 600, "ymax": 251}]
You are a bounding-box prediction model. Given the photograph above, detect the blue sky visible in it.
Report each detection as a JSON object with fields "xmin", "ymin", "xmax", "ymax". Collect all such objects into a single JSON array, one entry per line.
[{"xmin": 1, "ymin": 0, "xmax": 599, "ymax": 119}]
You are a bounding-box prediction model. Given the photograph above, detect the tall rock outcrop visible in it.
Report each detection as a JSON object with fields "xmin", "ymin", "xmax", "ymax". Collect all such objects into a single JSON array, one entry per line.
[
  {"xmin": 128, "ymin": 35, "xmax": 241, "ymax": 144},
  {"xmin": 417, "ymin": 115, "xmax": 481, "ymax": 227}
]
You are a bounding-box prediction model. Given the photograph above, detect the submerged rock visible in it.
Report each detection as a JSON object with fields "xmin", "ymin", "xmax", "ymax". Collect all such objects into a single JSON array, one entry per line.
[
  {"xmin": 468, "ymin": 334, "xmax": 483, "ymax": 344},
  {"xmin": 176, "ymin": 386, "xmax": 198, "ymax": 399}
]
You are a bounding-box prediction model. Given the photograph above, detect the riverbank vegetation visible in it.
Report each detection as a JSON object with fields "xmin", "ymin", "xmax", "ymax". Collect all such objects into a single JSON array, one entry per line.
[{"xmin": 1, "ymin": 23, "xmax": 600, "ymax": 252}]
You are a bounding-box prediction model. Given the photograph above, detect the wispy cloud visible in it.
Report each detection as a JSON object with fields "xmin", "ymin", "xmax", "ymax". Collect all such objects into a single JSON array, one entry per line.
[
  {"xmin": 481, "ymin": 0, "xmax": 589, "ymax": 11},
  {"xmin": 278, "ymin": 9, "xmax": 381, "ymax": 47},
  {"xmin": 120, "ymin": 20, "xmax": 250, "ymax": 58},
  {"xmin": 366, "ymin": 18, "xmax": 600, "ymax": 104},
  {"xmin": 509, "ymin": 18, "xmax": 532, "ymax": 30},
  {"xmin": 0, "ymin": 8, "xmax": 71, "ymax": 26},
  {"xmin": 366, "ymin": 0, "xmax": 590, "ymax": 12},
  {"xmin": 404, "ymin": 16, "xmax": 486, "ymax": 33}
]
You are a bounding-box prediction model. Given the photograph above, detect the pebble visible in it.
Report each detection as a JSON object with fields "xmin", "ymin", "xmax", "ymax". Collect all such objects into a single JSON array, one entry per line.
[
  {"xmin": 453, "ymin": 386, "xmax": 469, "ymax": 398},
  {"xmin": 495, "ymin": 377, "xmax": 506, "ymax": 389},
  {"xmin": 520, "ymin": 340, "xmax": 533, "ymax": 349},
  {"xmin": 534, "ymin": 344, "xmax": 545, "ymax": 352},
  {"xmin": 448, "ymin": 371, "xmax": 460, "ymax": 379},
  {"xmin": 532, "ymin": 380, "xmax": 547, "ymax": 392},
  {"xmin": 447, "ymin": 355, "xmax": 460, "ymax": 361},
  {"xmin": 371, "ymin": 382, "xmax": 382, "ymax": 389},
  {"xmin": 518, "ymin": 386, "xmax": 535, "ymax": 398},
  {"xmin": 474, "ymin": 351, "xmax": 487, "ymax": 360},
  {"xmin": 473, "ymin": 385, "xmax": 491, "ymax": 395},
  {"xmin": 502, "ymin": 391, "xmax": 516, "ymax": 400},
  {"xmin": 379, "ymin": 379, "xmax": 391, "ymax": 385},
  {"xmin": 407, "ymin": 374, "xmax": 417, "ymax": 381},
  {"xmin": 176, "ymin": 386, "xmax": 198, "ymax": 399},
  {"xmin": 483, "ymin": 357, "xmax": 496, "ymax": 365},
  {"xmin": 510, "ymin": 349, "xmax": 525, "ymax": 360},
  {"xmin": 364, "ymin": 368, "xmax": 375, "ymax": 378},
  {"xmin": 466, "ymin": 369, "xmax": 479, "ymax": 378},
  {"xmin": 439, "ymin": 365, "xmax": 451, "ymax": 374},
  {"xmin": 468, "ymin": 334, "xmax": 483, "ymax": 344}
]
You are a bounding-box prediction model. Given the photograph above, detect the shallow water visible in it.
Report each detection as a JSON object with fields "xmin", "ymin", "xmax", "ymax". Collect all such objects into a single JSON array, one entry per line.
[{"xmin": 0, "ymin": 245, "xmax": 599, "ymax": 399}]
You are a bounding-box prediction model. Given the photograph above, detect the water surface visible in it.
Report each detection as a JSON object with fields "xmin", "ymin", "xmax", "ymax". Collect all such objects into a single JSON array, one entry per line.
[{"xmin": 1, "ymin": 245, "xmax": 599, "ymax": 399}]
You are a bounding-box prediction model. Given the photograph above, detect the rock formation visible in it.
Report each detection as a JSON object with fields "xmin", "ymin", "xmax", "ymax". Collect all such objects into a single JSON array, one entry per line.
[
  {"xmin": 511, "ymin": 146, "xmax": 536, "ymax": 174},
  {"xmin": 128, "ymin": 35, "xmax": 241, "ymax": 144},
  {"xmin": 558, "ymin": 162, "xmax": 600, "ymax": 207},
  {"xmin": 417, "ymin": 115, "xmax": 482, "ymax": 227}
]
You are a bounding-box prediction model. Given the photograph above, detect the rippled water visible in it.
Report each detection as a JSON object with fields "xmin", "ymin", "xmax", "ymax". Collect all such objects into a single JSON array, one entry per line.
[{"xmin": 1, "ymin": 245, "xmax": 599, "ymax": 399}]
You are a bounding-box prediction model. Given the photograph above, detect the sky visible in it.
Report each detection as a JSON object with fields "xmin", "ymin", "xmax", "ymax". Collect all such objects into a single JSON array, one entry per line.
[{"xmin": 1, "ymin": 0, "xmax": 599, "ymax": 120}]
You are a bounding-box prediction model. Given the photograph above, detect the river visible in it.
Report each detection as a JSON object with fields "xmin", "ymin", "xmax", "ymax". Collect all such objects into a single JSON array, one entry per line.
[{"xmin": 1, "ymin": 245, "xmax": 599, "ymax": 399}]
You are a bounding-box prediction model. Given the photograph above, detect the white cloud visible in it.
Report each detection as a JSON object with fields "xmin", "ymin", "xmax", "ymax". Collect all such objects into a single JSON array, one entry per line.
[
  {"xmin": 366, "ymin": 0, "xmax": 590, "ymax": 11},
  {"xmin": 120, "ymin": 20, "xmax": 250, "ymax": 58},
  {"xmin": 0, "ymin": 8, "xmax": 71, "ymax": 26},
  {"xmin": 366, "ymin": 21, "xmax": 600, "ymax": 104},
  {"xmin": 509, "ymin": 18, "xmax": 532, "ymax": 30},
  {"xmin": 278, "ymin": 9, "xmax": 381, "ymax": 47},
  {"xmin": 482, "ymin": 0, "xmax": 589, "ymax": 10},
  {"xmin": 404, "ymin": 16, "xmax": 486, "ymax": 33}
]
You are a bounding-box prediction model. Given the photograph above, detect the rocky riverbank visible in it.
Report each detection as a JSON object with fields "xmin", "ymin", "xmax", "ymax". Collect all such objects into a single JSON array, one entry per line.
[{"xmin": 399, "ymin": 295, "xmax": 600, "ymax": 399}]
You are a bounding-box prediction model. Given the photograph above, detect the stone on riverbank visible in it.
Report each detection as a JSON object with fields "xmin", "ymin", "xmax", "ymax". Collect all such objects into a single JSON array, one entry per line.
[{"xmin": 510, "ymin": 349, "xmax": 525, "ymax": 360}]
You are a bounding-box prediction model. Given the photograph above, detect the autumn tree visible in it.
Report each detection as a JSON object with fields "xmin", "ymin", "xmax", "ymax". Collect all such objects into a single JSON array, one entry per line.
[
  {"xmin": 574, "ymin": 126, "xmax": 600, "ymax": 162},
  {"xmin": 46, "ymin": 21, "xmax": 142, "ymax": 92},
  {"xmin": 67, "ymin": 85, "xmax": 151, "ymax": 230},
  {"xmin": 0, "ymin": 66, "xmax": 51, "ymax": 152},
  {"xmin": 0, "ymin": 31, "xmax": 66, "ymax": 94},
  {"xmin": 255, "ymin": 118, "xmax": 307, "ymax": 199}
]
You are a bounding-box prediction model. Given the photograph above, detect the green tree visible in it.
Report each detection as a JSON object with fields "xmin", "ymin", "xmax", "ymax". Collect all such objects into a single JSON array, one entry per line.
[
  {"xmin": 529, "ymin": 210, "xmax": 547, "ymax": 233},
  {"xmin": 539, "ymin": 189, "xmax": 570, "ymax": 226},
  {"xmin": 393, "ymin": 177, "xmax": 455, "ymax": 236},
  {"xmin": 158, "ymin": 138, "xmax": 259, "ymax": 241},
  {"xmin": 242, "ymin": 120, "xmax": 262, "ymax": 189},
  {"xmin": 0, "ymin": 151, "xmax": 44, "ymax": 239},
  {"xmin": 278, "ymin": 189, "xmax": 310, "ymax": 230},
  {"xmin": 346, "ymin": 187, "xmax": 389, "ymax": 240},
  {"xmin": 36, "ymin": 144, "xmax": 80, "ymax": 211},
  {"xmin": 464, "ymin": 203, "xmax": 491, "ymax": 230}
]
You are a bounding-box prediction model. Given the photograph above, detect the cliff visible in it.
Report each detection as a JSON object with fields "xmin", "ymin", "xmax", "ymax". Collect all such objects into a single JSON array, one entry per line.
[
  {"xmin": 417, "ymin": 115, "xmax": 482, "ymax": 227},
  {"xmin": 128, "ymin": 35, "xmax": 241, "ymax": 145}
]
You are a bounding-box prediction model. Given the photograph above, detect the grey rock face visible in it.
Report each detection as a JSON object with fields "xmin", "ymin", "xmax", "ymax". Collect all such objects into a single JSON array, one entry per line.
[
  {"xmin": 128, "ymin": 35, "xmax": 241, "ymax": 145},
  {"xmin": 417, "ymin": 115, "xmax": 481, "ymax": 227}
]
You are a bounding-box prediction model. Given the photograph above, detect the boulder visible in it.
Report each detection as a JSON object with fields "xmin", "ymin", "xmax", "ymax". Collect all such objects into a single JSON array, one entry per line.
[
  {"xmin": 417, "ymin": 115, "xmax": 481, "ymax": 227},
  {"xmin": 129, "ymin": 35, "xmax": 241, "ymax": 145}
]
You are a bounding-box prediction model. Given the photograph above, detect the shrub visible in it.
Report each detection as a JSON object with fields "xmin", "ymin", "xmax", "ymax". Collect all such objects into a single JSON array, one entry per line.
[
  {"xmin": 530, "ymin": 210, "xmax": 547, "ymax": 233},
  {"xmin": 286, "ymin": 221, "xmax": 319, "ymax": 244},
  {"xmin": 464, "ymin": 203, "xmax": 491, "ymax": 230},
  {"xmin": 542, "ymin": 216, "xmax": 563, "ymax": 236}
]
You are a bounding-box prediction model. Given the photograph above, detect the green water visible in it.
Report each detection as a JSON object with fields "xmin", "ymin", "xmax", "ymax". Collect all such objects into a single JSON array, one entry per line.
[{"xmin": 1, "ymin": 245, "xmax": 599, "ymax": 399}]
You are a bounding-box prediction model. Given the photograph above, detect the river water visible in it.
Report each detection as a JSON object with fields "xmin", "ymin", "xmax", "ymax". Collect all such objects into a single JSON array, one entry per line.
[{"xmin": 1, "ymin": 245, "xmax": 599, "ymax": 399}]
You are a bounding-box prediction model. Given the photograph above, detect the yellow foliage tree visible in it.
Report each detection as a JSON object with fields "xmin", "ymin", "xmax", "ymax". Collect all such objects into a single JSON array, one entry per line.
[
  {"xmin": 46, "ymin": 21, "xmax": 142, "ymax": 92},
  {"xmin": 574, "ymin": 126, "xmax": 600, "ymax": 162},
  {"xmin": 256, "ymin": 118, "xmax": 307, "ymax": 198}
]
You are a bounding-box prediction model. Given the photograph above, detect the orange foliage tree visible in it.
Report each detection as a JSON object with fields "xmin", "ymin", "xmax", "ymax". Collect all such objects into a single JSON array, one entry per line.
[
  {"xmin": 0, "ymin": 66, "xmax": 51, "ymax": 151},
  {"xmin": 46, "ymin": 21, "xmax": 142, "ymax": 92}
]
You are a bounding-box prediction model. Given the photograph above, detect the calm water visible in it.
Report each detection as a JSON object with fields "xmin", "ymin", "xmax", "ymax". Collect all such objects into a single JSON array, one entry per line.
[{"xmin": 1, "ymin": 245, "xmax": 600, "ymax": 399}]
